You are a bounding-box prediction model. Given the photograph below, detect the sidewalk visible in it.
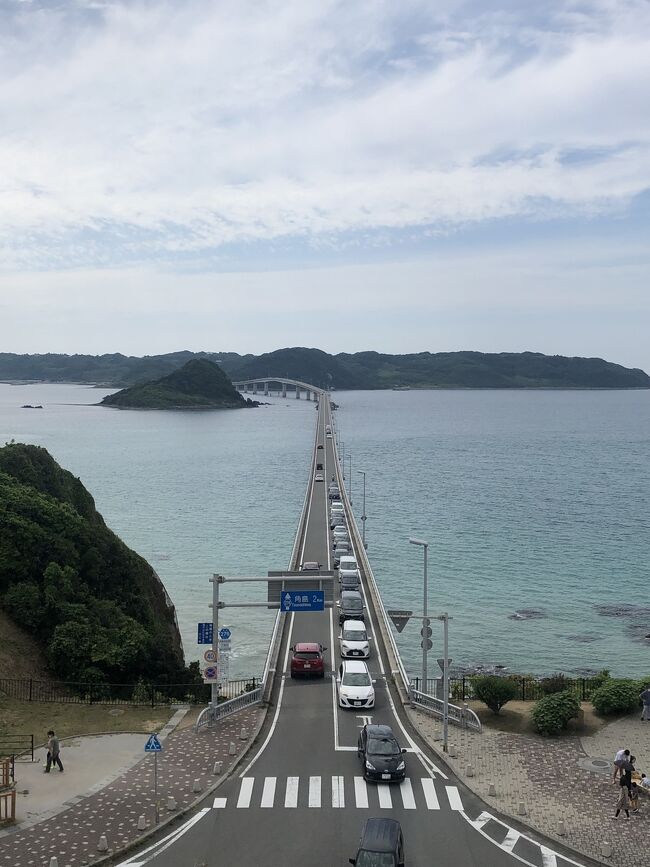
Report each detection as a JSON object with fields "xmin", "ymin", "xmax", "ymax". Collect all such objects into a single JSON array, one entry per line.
[
  {"xmin": 1, "ymin": 705, "xmax": 264, "ymax": 867},
  {"xmin": 408, "ymin": 705, "xmax": 650, "ymax": 867}
]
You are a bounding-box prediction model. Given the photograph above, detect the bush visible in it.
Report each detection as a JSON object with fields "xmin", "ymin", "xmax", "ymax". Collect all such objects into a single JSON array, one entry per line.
[
  {"xmin": 591, "ymin": 679, "xmax": 640, "ymax": 715},
  {"xmin": 473, "ymin": 675, "xmax": 519, "ymax": 714},
  {"xmin": 588, "ymin": 669, "xmax": 610, "ymax": 691},
  {"xmin": 532, "ymin": 690, "xmax": 581, "ymax": 735},
  {"xmin": 540, "ymin": 673, "xmax": 571, "ymax": 695}
]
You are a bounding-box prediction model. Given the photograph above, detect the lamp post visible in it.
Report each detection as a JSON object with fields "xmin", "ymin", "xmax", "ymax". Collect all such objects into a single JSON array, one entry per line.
[
  {"xmin": 341, "ymin": 441, "xmax": 345, "ymax": 473},
  {"xmin": 437, "ymin": 613, "xmax": 450, "ymax": 753},
  {"xmin": 409, "ymin": 538, "xmax": 429, "ymax": 695},
  {"xmin": 357, "ymin": 471, "xmax": 367, "ymax": 548}
]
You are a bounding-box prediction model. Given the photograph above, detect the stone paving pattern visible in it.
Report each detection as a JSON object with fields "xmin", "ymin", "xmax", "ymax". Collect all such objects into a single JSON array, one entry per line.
[
  {"xmin": 1, "ymin": 706, "xmax": 263, "ymax": 867},
  {"xmin": 407, "ymin": 706, "xmax": 650, "ymax": 867}
]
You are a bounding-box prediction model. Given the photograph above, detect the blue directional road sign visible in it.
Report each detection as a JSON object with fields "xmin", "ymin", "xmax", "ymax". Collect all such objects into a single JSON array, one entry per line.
[
  {"xmin": 281, "ymin": 590, "xmax": 325, "ymax": 612},
  {"xmin": 218, "ymin": 627, "xmax": 232, "ymax": 640},
  {"xmin": 144, "ymin": 734, "xmax": 163, "ymax": 752},
  {"xmin": 197, "ymin": 622, "xmax": 213, "ymax": 644}
]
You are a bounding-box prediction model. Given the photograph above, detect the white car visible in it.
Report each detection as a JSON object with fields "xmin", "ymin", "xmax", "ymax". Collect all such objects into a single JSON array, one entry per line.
[
  {"xmin": 332, "ymin": 526, "xmax": 349, "ymax": 542},
  {"xmin": 339, "ymin": 620, "xmax": 371, "ymax": 658},
  {"xmin": 330, "ymin": 502, "xmax": 344, "ymax": 517},
  {"xmin": 338, "ymin": 555, "xmax": 360, "ymax": 581},
  {"xmin": 337, "ymin": 660, "xmax": 375, "ymax": 708},
  {"xmin": 314, "ymin": 473, "xmax": 324, "ymax": 482}
]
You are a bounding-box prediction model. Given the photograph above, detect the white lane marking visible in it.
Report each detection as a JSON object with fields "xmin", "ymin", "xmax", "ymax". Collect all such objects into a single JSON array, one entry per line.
[
  {"xmin": 309, "ymin": 775, "xmax": 321, "ymax": 807},
  {"xmin": 212, "ymin": 797, "xmax": 227, "ymax": 808},
  {"xmin": 460, "ymin": 811, "xmax": 592, "ymax": 867},
  {"xmin": 261, "ymin": 777, "xmax": 276, "ymax": 808},
  {"xmin": 239, "ymin": 611, "xmax": 295, "ymax": 777},
  {"xmin": 445, "ymin": 785, "xmax": 463, "ymax": 811},
  {"xmin": 285, "ymin": 776, "xmax": 299, "ymax": 808},
  {"xmin": 237, "ymin": 777, "xmax": 254, "ymax": 808},
  {"xmin": 421, "ymin": 778, "xmax": 440, "ymax": 810},
  {"xmin": 399, "ymin": 778, "xmax": 416, "ymax": 809},
  {"xmin": 541, "ymin": 846, "xmax": 558, "ymax": 867},
  {"xmin": 354, "ymin": 776, "xmax": 369, "ymax": 808},
  {"xmin": 377, "ymin": 784, "xmax": 393, "ymax": 809},
  {"xmin": 332, "ymin": 775, "xmax": 345, "ymax": 808},
  {"xmin": 117, "ymin": 808, "xmax": 210, "ymax": 865},
  {"xmin": 501, "ymin": 829, "xmax": 520, "ymax": 853}
]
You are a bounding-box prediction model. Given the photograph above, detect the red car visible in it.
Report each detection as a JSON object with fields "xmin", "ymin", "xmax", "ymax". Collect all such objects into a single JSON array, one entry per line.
[{"xmin": 290, "ymin": 642, "xmax": 327, "ymax": 678}]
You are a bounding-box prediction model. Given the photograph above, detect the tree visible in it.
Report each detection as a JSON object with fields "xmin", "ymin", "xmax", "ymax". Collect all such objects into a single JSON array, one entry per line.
[{"xmin": 473, "ymin": 675, "xmax": 519, "ymax": 714}]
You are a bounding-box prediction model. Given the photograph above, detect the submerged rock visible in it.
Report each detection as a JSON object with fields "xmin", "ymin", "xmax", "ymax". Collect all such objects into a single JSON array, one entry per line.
[
  {"xmin": 594, "ymin": 603, "xmax": 650, "ymax": 618},
  {"xmin": 563, "ymin": 633, "xmax": 601, "ymax": 643},
  {"xmin": 508, "ymin": 609, "xmax": 546, "ymax": 621}
]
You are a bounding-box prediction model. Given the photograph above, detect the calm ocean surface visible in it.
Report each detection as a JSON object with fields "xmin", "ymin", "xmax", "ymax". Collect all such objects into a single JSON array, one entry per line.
[{"xmin": 1, "ymin": 383, "xmax": 648, "ymax": 679}]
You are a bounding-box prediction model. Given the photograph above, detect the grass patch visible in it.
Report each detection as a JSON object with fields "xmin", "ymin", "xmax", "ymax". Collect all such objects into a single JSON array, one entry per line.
[{"xmin": 0, "ymin": 696, "xmax": 175, "ymax": 743}]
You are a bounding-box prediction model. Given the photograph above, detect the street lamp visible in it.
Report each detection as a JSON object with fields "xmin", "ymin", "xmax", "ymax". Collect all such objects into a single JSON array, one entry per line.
[
  {"xmin": 347, "ymin": 454, "xmax": 352, "ymax": 502},
  {"xmin": 409, "ymin": 538, "xmax": 429, "ymax": 695},
  {"xmin": 340, "ymin": 441, "xmax": 345, "ymax": 472},
  {"xmin": 357, "ymin": 471, "xmax": 367, "ymax": 548},
  {"xmin": 436, "ymin": 613, "xmax": 450, "ymax": 753}
]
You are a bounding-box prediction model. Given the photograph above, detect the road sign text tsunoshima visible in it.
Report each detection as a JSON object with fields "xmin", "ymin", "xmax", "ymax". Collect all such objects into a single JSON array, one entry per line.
[{"xmin": 281, "ymin": 591, "xmax": 325, "ymax": 612}]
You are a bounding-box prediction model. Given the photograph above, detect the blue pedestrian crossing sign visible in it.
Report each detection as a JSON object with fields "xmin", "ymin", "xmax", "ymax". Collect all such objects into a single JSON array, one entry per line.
[
  {"xmin": 281, "ymin": 590, "xmax": 325, "ymax": 612},
  {"xmin": 144, "ymin": 734, "xmax": 163, "ymax": 752}
]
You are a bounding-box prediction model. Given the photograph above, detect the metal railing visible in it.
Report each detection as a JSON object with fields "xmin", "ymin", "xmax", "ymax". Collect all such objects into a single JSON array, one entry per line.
[
  {"xmin": 410, "ymin": 687, "xmax": 482, "ymax": 732},
  {"xmin": 0, "ymin": 735, "xmax": 34, "ymax": 768}
]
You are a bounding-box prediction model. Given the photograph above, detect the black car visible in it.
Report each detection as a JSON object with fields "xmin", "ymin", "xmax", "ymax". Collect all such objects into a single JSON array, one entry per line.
[
  {"xmin": 350, "ymin": 818, "xmax": 404, "ymax": 867},
  {"xmin": 340, "ymin": 572, "xmax": 360, "ymax": 591},
  {"xmin": 338, "ymin": 590, "xmax": 365, "ymax": 624},
  {"xmin": 330, "ymin": 515, "xmax": 346, "ymax": 529},
  {"xmin": 357, "ymin": 724, "xmax": 407, "ymax": 782}
]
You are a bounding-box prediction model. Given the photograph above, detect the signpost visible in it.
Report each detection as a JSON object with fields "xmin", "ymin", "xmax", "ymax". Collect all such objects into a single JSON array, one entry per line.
[
  {"xmin": 197, "ymin": 622, "xmax": 213, "ymax": 644},
  {"xmin": 280, "ymin": 590, "xmax": 325, "ymax": 612},
  {"xmin": 144, "ymin": 734, "xmax": 163, "ymax": 823},
  {"xmin": 387, "ymin": 609, "xmax": 413, "ymax": 633}
]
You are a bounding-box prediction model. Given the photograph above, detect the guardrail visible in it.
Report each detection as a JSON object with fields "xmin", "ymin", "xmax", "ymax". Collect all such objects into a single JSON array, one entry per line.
[
  {"xmin": 0, "ymin": 735, "xmax": 34, "ymax": 769},
  {"xmin": 410, "ymin": 688, "xmax": 482, "ymax": 732},
  {"xmin": 195, "ymin": 687, "xmax": 263, "ymax": 730},
  {"xmin": 330, "ymin": 418, "xmax": 481, "ymax": 732}
]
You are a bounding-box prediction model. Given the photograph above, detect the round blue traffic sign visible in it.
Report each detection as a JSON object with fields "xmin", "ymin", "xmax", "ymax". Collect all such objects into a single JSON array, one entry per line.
[{"xmin": 219, "ymin": 627, "xmax": 232, "ymax": 640}]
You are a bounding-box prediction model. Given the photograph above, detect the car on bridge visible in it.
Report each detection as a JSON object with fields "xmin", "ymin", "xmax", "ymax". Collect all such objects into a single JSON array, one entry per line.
[
  {"xmin": 338, "ymin": 589, "xmax": 365, "ymax": 624},
  {"xmin": 340, "ymin": 572, "xmax": 361, "ymax": 591},
  {"xmin": 357, "ymin": 724, "xmax": 407, "ymax": 782},
  {"xmin": 339, "ymin": 620, "xmax": 370, "ymax": 658},
  {"xmin": 290, "ymin": 642, "xmax": 326, "ymax": 678},
  {"xmin": 339, "ymin": 555, "xmax": 360, "ymax": 581},
  {"xmin": 300, "ymin": 560, "xmax": 322, "ymax": 571},
  {"xmin": 315, "ymin": 472, "xmax": 324, "ymax": 482},
  {"xmin": 336, "ymin": 660, "xmax": 375, "ymax": 708},
  {"xmin": 349, "ymin": 818, "xmax": 405, "ymax": 866},
  {"xmin": 330, "ymin": 515, "xmax": 346, "ymax": 529}
]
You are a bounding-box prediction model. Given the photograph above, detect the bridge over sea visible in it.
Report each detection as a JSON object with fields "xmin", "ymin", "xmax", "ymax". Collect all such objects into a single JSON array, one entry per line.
[
  {"xmin": 233, "ymin": 376, "xmax": 324, "ymax": 400},
  {"xmin": 117, "ymin": 395, "xmax": 586, "ymax": 867}
]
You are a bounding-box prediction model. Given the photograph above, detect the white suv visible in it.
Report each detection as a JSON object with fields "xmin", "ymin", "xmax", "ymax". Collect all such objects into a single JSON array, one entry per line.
[{"xmin": 337, "ymin": 660, "xmax": 375, "ymax": 709}]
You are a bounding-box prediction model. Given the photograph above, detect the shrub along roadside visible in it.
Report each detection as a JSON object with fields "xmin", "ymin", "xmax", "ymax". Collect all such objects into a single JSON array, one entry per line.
[
  {"xmin": 591, "ymin": 678, "xmax": 642, "ymax": 716},
  {"xmin": 472, "ymin": 675, "xmax": 519, "ymax": 714},
  {"xmin": 531, "ymin": 690, "xmax": 581, "ymax": 736}
]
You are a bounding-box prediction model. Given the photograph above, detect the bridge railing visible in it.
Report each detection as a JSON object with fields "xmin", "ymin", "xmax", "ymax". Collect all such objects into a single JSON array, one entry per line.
[{"xmin": 330, "ymin": 412, "xmax": 481, "ymax": 732}]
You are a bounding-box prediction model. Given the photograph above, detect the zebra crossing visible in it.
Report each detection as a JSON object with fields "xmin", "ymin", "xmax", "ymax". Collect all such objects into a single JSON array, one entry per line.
[{"xmin": 213, "ymin": 775, "xmax": 465, "ymax": 812}]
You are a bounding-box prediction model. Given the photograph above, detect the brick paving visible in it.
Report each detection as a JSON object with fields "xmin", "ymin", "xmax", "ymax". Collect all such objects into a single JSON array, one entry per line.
[
  {"xmin": 1, "ymin": 706, "xmax": 263, "ymax": 867},
  {"xmin": 408, "ymin": 706, "xmax": 650, "ymax": 866}
]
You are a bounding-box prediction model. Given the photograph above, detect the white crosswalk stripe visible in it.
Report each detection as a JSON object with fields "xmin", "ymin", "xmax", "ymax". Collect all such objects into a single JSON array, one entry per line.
[{"xmin": 222, "ymin": 774, "xmax": 460, "ymax": 812}]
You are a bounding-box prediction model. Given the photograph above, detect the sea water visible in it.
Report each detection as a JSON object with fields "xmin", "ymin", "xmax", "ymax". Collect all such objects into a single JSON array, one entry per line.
[{"xmin": 1, "ymin": 383, "xmax": 648, "ymax": 678}]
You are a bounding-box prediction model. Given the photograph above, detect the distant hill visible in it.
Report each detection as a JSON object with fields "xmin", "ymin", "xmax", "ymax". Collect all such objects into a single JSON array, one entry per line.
[
  {"xmin": 101, "ymin": 358, "xmax": 256, "ymax": 409},
  {"xmin": 1, "ymin": 348, "xmax": 648, "ymax": 390},
  {"xmin": 0, "ymin": 443, "xmax": 188, "ymax": 684}
]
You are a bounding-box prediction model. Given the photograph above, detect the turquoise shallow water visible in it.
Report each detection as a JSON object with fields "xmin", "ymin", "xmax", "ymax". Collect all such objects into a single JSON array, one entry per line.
[{"xmin": 1, "ymin": 383, "xmax": 648, "ymax": 679}]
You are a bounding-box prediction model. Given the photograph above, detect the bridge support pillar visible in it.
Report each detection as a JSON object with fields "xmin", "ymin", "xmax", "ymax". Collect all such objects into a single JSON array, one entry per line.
[
  {"xmin": 282, "ymin": 384, "xmax": 287, "ymax": 398},
  {"xmin": 295, "ymin": 387, "xmax": 300, "ymax": 399},
  {"xmin": 253, "ymin": 383, "xmax": 258, "ymax": 395},
  {"xmin": 306, "ymin": 389, "xmax": 311, "ymax": 401},
  {"xmin": 264, "ymin": 382, "xmax": 269, "ymax": 396}
]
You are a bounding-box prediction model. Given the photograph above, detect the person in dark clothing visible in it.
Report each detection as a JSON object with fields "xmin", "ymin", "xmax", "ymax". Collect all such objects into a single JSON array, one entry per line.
[
  {"xmin": 620, "ymin": 755, "xmax": 636, "ymax": 794},
  {"xmin": 44, "ymin": 729, "xmax": 64, "ymax": 773},
  {"xmin": 613, "ymin": 779, "xmax": 630, "ymax": 819}
]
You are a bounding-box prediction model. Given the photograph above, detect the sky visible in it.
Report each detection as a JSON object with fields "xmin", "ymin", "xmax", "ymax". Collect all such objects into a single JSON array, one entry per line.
[{"xmin": 0, "ymin": 0, "xmax": 649, "ymax": 371}]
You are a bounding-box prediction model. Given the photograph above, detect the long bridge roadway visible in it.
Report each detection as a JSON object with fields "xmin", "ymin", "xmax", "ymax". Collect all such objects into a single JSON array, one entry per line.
[{"xmin": 119, "ymin": 396, "xmax": 588, "ymax": 867}]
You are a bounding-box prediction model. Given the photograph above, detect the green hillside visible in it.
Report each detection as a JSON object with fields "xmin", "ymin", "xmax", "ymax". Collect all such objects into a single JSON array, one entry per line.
[
  {"xmin": 101, "ymin": 358, "xmax": 254, "ymax": 409},
  {"xmin": 0, "ymin": 443, "xmax": 188, "ymax": 684}
]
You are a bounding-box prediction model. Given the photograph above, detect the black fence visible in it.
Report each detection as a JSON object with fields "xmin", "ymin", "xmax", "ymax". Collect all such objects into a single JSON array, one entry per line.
[
  {"xmin": 410, "ymin": 675, "xmax": 598, "ymax": 702},
  {"xmin": 0, "ymin": 735, "xmax": 34, "ymax": 777},
  {"xmin": 0, "ymin": 677, "xmax": 260, "ymax": 707}
]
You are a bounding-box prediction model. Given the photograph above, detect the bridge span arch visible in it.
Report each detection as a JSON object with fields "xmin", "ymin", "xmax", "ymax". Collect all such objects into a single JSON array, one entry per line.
[{"xmin": 233, "ymin": 376, "xmax": 325, "ymax": 401}]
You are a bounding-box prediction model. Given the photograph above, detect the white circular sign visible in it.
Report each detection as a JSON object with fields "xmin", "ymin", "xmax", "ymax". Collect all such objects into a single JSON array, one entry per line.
[{"xmin": 204, "ymin": 649, "xmax": 217, "ymax": 663}]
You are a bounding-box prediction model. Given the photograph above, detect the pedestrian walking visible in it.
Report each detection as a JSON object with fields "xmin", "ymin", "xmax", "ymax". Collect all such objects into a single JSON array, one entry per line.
[
  {"xmin": 613, "ymin": 779, "xmax": 630, "ymax": 819},
  {"xmin": 613, "ymin": 748, "xmax": 630, "ymax": 781},
  {"xmin": 621, "ymin": 755, "xmax": 636, "ymax": 794},
  {"xmin": 629, "ymin": 783, "xmax": 640, "ymax": 814},
  {"xmin": 640, "ymin": 684, "xmax": 650, "ymax": 721},
  {"xmin": 44, "ymin": 729, "xmax": 64, "ymax": 773}
]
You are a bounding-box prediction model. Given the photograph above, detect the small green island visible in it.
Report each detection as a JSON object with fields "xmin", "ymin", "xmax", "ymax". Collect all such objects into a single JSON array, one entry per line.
[{"xmin": 101, "ymin": 358, "xmax": 258, "ymax": 410}]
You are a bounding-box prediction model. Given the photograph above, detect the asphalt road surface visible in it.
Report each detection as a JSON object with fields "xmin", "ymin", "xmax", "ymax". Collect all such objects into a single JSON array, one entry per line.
[{"xmin": 118, "ymin": 398, "xmax": 588, "ymax": 867}]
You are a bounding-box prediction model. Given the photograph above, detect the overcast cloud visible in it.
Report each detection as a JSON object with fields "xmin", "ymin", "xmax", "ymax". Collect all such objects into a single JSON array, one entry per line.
[{"xmin": 0, "ymin": 0, "xmax": 649, "ymax": 369}]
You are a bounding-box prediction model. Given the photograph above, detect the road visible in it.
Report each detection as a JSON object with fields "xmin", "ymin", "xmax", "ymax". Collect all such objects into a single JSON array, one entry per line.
[{"xmin": 119, "ymin": 398, "xmax": 587, "ymax": 867}]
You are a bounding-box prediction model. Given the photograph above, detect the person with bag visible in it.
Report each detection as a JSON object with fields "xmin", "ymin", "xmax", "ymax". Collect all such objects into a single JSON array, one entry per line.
[{"xmin": 44, "ymin": 729, "xmax": 64, "ymax": 773}]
